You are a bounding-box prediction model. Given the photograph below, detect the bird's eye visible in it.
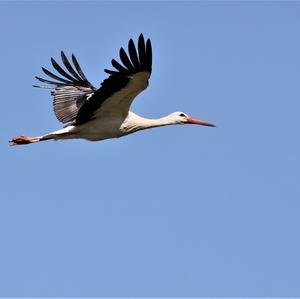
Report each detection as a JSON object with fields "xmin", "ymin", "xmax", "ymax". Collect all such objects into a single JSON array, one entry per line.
[{"xmin": 179, "ymin": 113, "xmax": 186, "ymax": 117}]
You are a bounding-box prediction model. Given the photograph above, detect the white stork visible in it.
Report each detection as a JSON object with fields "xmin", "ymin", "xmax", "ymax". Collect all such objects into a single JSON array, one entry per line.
[{"xmin": 10, "ymin": 34, "xmax": 215, "ymax": 146}]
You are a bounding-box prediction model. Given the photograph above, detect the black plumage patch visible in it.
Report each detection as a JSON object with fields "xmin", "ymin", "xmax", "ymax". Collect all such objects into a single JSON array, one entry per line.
[
  {"xmin": 104, "ymin": 34, "xmax": 152, "ymax": 75},
  {"xmin": 35, "ymin": 51, "xmax": 93, "ymax": 88}
]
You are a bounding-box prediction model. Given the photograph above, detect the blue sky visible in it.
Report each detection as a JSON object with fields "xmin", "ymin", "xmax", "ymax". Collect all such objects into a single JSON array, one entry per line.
[{"xmin": 1, "ymin": 1, "xmax": 300, "ymax": 297}]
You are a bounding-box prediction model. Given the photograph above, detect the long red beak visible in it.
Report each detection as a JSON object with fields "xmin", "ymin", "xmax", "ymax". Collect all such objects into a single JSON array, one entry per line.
[{"xmin": 186, "ymin": 117, "xmax": 216, "ymax": 127}]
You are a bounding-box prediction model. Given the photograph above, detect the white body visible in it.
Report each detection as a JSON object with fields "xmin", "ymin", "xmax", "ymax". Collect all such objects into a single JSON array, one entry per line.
[{"xmin": 42, "ymin": 111, "xmax": 178, "ymax": 142}]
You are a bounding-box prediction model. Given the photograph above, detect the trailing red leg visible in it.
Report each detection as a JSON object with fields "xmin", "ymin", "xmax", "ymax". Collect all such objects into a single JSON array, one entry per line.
[{"xmin": 9, "ymin": 135, "xmax": 41, "ymax": 146}]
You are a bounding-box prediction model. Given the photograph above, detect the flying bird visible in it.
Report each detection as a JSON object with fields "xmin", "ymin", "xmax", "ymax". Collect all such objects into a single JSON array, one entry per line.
[{"xmin": 10, "ymin": 34, "xmax": 215, "ymax": 146}]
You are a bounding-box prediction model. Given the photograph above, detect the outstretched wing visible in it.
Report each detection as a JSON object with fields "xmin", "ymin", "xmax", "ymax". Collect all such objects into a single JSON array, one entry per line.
[
  {"xmin": 35, "ymin": 34, "xmax": 152, "ymax": 126},
  {"xmin": 35, "ymin": 51, "xmax": 96, "ymax": 124},
  {"xmin": 75, "ymin": 34, "xmax": 152, "ymax": 125}
]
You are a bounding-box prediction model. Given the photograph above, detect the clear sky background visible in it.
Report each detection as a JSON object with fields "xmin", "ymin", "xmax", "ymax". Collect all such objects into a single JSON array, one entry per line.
[{"xmin": 1, "ymin": 1, "xmax": 300, "ymax": 297}]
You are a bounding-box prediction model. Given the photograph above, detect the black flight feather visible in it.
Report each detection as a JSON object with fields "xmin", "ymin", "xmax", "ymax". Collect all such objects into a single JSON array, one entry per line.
[
  {"xmin": 42, "ymin": 67, "xmax": 73, "ymax": 84},
  {"xmin": 72, "ymin": 54, "xmax": 88, "ymax": 82},
  {"xmin": 104, "ymin": 69, "xmax": 119, "ymax": 75},
  {"xmin": 104, "ymin": 34, "xmax": 152, "ymax": 75},
  {"xmin": 35, "ymin": 76, "xmax": 61, "ymax": 86},
  {"xmin": 145, "ymin": 39, "xmax": 152, "ymax": 70},
  {"xmin": 138, "ymin": 34, "xmax": 147, "ymax": 69},
  {"xmin": 51, "ymin": 57, "xmax": 78, "ymax": 82},
  {"xmin": 111, "ymin": 59, "xmax": 129, "ymax": 73},
  {"xmin": 61, "ymin": 51, "xmax": 83, "ymax": 81},
  {"xmin": 119, "ymin": 47, "xmax": 135, "ymax": 72},
  {"xmin": 128, "ymin": 38, "xmax": 140, "ymax": 68}
]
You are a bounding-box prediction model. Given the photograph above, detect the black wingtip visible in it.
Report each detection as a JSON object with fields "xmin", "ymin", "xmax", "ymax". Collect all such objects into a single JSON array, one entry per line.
[
  {"xmin": 71, "ymin": 53, "xmax": 88, "ymax": 81},
  {"xmin": 41, "ymin": 67, "xmax": 48, "ymax": 74},
  {"xmin": 105, "ymin": 33, "xmax": 152, "ymax": 76},
  {"xmin": 60, "ymin": 51, "xmax": 67, "ymax": 62},
  {"xmin": 104, "ymin": 69, "xmax": 119, "ymax": 75}
]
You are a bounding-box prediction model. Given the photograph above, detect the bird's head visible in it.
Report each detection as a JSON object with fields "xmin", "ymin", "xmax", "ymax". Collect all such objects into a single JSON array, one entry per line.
[{"xmin": 168, "ymin": 112, "xmax": 216, "ymax": 127}]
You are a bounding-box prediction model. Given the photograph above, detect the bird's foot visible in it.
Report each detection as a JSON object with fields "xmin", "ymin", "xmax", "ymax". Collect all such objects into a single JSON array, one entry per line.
[{"xmin": 9, "ymin": 136, "xmax": 40, "ymax": 146}]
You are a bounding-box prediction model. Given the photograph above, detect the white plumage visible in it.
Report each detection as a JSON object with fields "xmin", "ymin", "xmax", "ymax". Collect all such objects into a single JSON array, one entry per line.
[{"xmin": 10, "ymin": 34, "xmax": 215, "ymax": 146}]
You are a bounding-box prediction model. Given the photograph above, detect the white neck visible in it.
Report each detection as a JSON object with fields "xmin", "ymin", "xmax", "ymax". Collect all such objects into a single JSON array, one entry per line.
[{"xmin": 121, "ymin": 112, "xmax": 176, "ymax": 134}]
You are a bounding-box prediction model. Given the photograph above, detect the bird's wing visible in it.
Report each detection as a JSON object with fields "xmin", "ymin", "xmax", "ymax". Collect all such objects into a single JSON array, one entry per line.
[
  {"xmin": 75, "ymin": 34, "xmax": 152, "ymax": 125},
  {"xmin": 35, "ymin": 51, "xmax": 96, "ymax": 124},
  {"xmin": 35, "ymin": 34, "xmax": 152, "ymax": 126}
]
